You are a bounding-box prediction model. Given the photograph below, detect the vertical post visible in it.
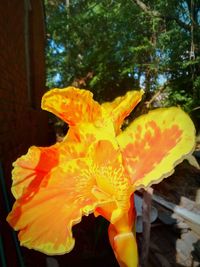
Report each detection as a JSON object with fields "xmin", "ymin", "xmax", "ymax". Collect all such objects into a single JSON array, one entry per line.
[{"xmin": 140, "ymin": 187, "xmax": 153, "ymax": 267}]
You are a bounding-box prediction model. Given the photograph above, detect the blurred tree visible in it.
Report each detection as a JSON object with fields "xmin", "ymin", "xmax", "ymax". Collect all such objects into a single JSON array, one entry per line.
[{"xmin": 44, "ymin": 0, "xmax": 200, "ymax": 114}]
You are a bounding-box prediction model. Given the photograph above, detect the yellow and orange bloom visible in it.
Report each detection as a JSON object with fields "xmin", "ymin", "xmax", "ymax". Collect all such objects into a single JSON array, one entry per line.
[{"xmin": 7, "ymin": 87, "xmax": 195, "ymax": 267}]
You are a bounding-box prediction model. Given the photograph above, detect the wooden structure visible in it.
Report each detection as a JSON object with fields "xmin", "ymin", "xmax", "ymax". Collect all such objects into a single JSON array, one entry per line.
[{"xmin": 0, "ymin": 1, "xmax": 51, "ymax": 266}]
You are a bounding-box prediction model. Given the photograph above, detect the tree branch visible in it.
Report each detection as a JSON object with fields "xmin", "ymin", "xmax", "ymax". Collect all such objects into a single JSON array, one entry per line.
[
  {"xmin": 145, "ymin": 83, "xmax": 168, "ymax": 109},
  {"xmin": 132, "ymin": 0, "xmax": 160, "ymax": 16},
  {"xmin": 132, "ymin": 0, "xmax": 192, "ymax": 31}
]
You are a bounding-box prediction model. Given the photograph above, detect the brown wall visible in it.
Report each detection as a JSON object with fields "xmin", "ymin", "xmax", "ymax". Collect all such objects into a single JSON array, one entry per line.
[
  {"xmin": 0, "ymin": 0, "xmax": 50, "ymax": 184},
  {"xmin": 0, "ymin": 1, "xmax": 51, "ymax": 266}
]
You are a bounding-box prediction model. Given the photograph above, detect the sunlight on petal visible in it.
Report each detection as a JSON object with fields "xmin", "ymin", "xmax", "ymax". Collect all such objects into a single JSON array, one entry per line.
[
  {"xmin": 88, "ymin": 140, "xmax": 132, "ymax": 215},
  {"xmin": 8, "ymin": 159, "xmax": 99, "ymax": 255},
  {"xmin": 7, "ymin": 86, "xmax": 196, "ymax": 267},
  {"xmin": 117, "ymin": 107, "xmax": 195, "ymax": 189},
  {"xmin": 42, "ymin": 87, "xmax": 102, "ymax": 126},
  {"xmin": 108, "ymin": 196, "xmax": 138, "ymax": 267},
  {"xmin": 102, "ymin": 90, "xmax": 144, "ymax": 134},
  {"xmin": 11, "ymin": 145, "xmax": 59, "ymax": 199}
]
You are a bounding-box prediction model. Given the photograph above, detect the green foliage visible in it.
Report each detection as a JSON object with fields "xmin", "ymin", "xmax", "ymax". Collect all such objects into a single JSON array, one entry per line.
[
  {"xmin": 45, "ymin": 0, "xmax": 200, "ymax": 111},
  {"xmin": 163, "ymin": 87, "xmax": 194, "ymax": 112}
]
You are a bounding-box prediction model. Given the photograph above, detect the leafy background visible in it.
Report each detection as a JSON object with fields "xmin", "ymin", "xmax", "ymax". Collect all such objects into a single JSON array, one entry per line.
[{"xmin": 45, "ymin": 0, "xmax": 200, "ymax": 126}]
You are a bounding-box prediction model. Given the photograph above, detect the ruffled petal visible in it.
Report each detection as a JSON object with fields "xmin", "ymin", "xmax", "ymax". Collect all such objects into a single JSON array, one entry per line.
[
  {"xmin": 117, "ymin": 107, "xmax": 195, "ymax": 189},
  {"xmin": 11, "ymin": 145, "xmax": 59, "ymax": 199},
  {"xmin": 42, "ymin": 87, "xmax": 102, "ymax": 126},
  {"xmin": 8, "ymin": 139, "xmax": 131, "ymax": 256},
  {"xmin": 7, "ymin": 158, "xmax": 100, "ymax": 255},
  {"xmin": 102, "ymin": 90, "xmax": 144, "ymax": 134},
  {"xmin": 11, "ymin": 139, "xmax": 97, "ymax": 200}
]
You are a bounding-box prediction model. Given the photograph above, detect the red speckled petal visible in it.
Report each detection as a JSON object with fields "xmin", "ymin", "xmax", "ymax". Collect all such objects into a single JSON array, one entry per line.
[
  {"xmin": 42, "ymin": 87, "xmax": 102, "ymax": 126},
  {"xmin": 11, "ymin": 145, "xmax": 59, "ymax": 199},
  {"xmin": 117, "ymin": 107, "xmax": 195, "ymax": 189}
]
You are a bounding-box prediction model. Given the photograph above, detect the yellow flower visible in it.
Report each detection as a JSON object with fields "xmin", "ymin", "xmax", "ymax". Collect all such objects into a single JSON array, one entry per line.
[{"xmin": 7, "ymin": 87, "xmax": 195, "ymax": 267}]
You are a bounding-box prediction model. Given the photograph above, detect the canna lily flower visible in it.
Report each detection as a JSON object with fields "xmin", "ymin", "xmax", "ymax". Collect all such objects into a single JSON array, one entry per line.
[{"xmin": 7, "ymin": 87, "xmax": 195, "ymax": 267}]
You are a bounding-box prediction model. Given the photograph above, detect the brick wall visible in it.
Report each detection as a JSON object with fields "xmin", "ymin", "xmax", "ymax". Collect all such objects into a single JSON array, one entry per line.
[
  {"xmin": 0, "ymin": 1, "xmax": 51, "ymax": 266},
  {"xmin": 0, "ymin": 0, "xmax": 50, "ymax": 185}
]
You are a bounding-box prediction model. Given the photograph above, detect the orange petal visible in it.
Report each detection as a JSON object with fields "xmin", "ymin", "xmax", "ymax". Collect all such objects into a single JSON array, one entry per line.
[
  {"xmin": 7, "ymin": 158, "xmax": 99, "ymax": 255},
  {"xmin": 90, "ymin": 141, "xmax": 138, "ymax": 266},
  {"xmin": 109, "ymin": 229, "xmax": 138, "ymax": 267},
  {"xmin": 42, "ymin": 87, "xmax": 102, "ymax": 126},
  {"xmin": 11, "ymin": 145, "xmax": 59, "ymax": 199},
  {"xmin": 108, "ymin": 195, "xmax": 138, "ymax": 267},
  {"xmin": 65, "ymin": 119, "xmax": 115, "ymax": 144},
  {"xmin": 11, "ymin": 138, "xmax": 96, "ymax": 200},
  {"xmin": 87, "ymin": 140, "xmax": 132, "ymax": 214},
  {"xmin": 102, "ymin": 90, "xmax": 144, "ymax": 134},
  {"xmin": 117, "ymin": 107, "xmax": 195, "ymax": 189}
]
